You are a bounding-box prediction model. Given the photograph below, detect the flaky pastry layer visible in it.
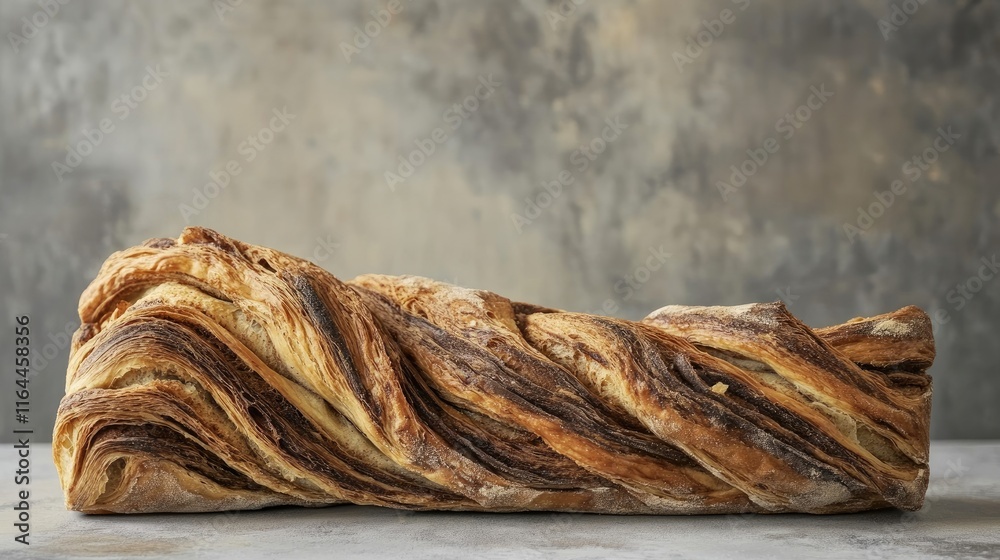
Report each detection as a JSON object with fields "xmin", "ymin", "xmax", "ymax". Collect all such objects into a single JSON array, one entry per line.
[{"xmin": 54, "ymin": 228, "xmax": 933, "ymax": 514}]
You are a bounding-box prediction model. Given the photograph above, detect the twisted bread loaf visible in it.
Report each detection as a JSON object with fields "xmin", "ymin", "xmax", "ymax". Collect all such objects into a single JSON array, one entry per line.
[{"xmin": 54, "ymin": 227, "xmax": 933, "ymax": 514}]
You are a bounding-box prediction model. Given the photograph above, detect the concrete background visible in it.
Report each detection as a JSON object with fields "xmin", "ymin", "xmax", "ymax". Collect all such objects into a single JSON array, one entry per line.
[{"xmin": 0, "ymin": 0, "xmax": 997, "ymax": 442}]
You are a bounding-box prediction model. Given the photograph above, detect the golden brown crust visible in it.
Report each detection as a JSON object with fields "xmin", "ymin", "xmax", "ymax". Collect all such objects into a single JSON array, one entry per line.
[{"xmin": 53, "ymin": 228, "xmax": 933, "ymax": 514}]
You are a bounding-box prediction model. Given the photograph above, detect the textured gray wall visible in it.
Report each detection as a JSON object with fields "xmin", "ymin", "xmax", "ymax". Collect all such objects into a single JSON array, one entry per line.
[{"xmin": 1, "ymin": 0, "xmax": 997, "ymax": 442}]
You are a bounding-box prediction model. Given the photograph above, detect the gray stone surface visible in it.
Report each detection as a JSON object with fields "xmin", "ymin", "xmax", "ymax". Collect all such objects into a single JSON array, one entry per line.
[
  {"xmin": 1, "ymin": 0, "xmax": 999, "ymax": 442},
  {"xmin": 1, "ymin": 442, "xmax": 998, "ymax": 559}
]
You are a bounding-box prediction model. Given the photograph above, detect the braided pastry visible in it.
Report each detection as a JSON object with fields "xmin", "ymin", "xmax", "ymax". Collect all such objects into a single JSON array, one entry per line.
[{"xmin": 54, "ymin": 227, "xmax": 933, "ymax": 514}]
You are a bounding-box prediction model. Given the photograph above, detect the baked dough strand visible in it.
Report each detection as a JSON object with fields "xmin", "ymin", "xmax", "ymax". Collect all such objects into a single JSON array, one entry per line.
[{"xmin": 53, "ymin": 228, "xmax": 933, "ymax": 514}]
